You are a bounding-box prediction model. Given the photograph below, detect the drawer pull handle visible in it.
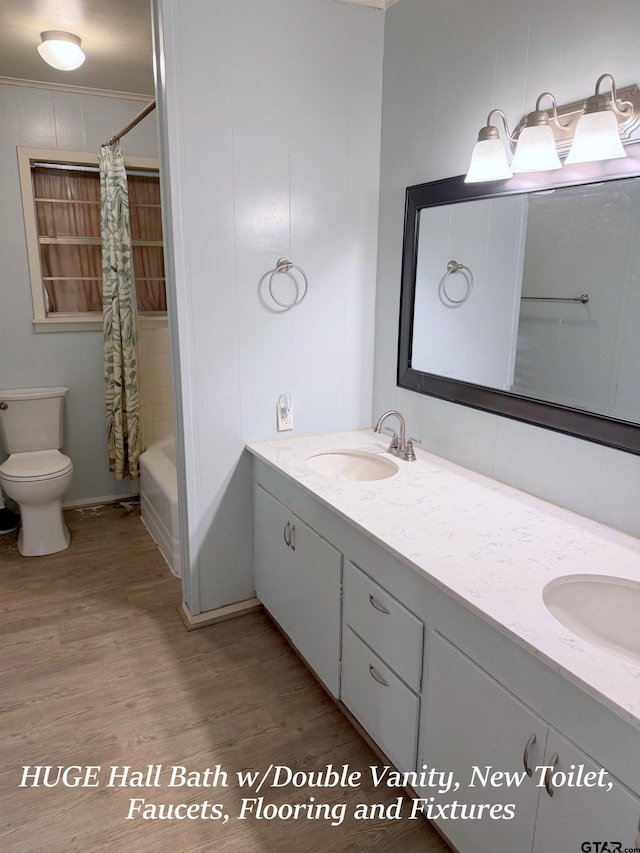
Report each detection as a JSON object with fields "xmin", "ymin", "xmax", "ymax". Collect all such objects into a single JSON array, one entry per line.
[
  {"xmin": 369, "ymin": 594, "xmax": 390, "ymax": 615},
  {"xmin": 289, "ymin": 524, "xmax": 296, "ymax": 551},
  {"xmin": 522, "ymin": 732, "xmax": 536, "ymax": 777},
  {"xmin": 544, "ymin": 752, "xmax": 559, "ymax": 797},
  {"xmin": 283, "ymin": 521, "xmax": 291, "ymax": 547},
  {"xmin": 368, "ymin": 664, "xmax": 390, "ymax": 687}
]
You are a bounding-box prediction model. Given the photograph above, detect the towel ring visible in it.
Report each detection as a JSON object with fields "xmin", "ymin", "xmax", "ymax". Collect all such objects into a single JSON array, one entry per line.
[
  {"xmin": 268, "ymin": 258, "xmax": 309, "ymax": 308},
  {"xmin": 442, "ymin": 260, "xmax": 474, "ymax": 304}
]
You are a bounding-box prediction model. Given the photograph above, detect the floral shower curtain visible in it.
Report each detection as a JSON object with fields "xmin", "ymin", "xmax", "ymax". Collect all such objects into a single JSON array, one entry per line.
[{"xmin": 99, "ymin": 144, "xmax": 140, "ymax": 480}]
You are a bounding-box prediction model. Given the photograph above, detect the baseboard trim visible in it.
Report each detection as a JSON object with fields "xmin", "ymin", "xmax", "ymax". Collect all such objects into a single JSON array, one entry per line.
[
  {"xmin": 63, "ymin": 493, "xmax": 139, "ymax": 510},
  {"xmin": 178, "ymin": 598, "xmax": 262, "ymax": 631}
]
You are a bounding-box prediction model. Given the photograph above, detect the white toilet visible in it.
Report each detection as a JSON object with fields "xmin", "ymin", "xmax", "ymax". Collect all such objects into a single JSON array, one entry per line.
[{"xmin": 0, "ymin": 387, "xmax": 73, "ymax": 557}]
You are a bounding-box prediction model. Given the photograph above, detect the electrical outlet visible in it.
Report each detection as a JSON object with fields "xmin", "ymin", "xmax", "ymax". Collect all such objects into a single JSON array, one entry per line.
[{"xmin": 276, "ymin": 393, "xmax": 294, "ymax": 431}]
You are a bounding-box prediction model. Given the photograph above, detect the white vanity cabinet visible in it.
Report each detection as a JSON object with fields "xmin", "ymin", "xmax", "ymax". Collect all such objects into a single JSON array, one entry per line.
[
  {"xmin": 341, "ymin": 561, "xmax": 423, "ymax": 772},
  {"xmin": 253, "ymin": 483, "xmax": 342, "ymax": 698},
  {"xmin": 249, "ymin": 443, "xmax": 640, "ymax": 853},
  {"xmin": 421, "ymin": 632, "xmax": 640, "ymax": 853}
]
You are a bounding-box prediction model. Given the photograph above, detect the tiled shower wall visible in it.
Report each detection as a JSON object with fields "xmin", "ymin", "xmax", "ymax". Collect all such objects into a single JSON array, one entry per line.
[{"xmin": 138, "ymin": 321, "xmax": 175, "ymax": 448}]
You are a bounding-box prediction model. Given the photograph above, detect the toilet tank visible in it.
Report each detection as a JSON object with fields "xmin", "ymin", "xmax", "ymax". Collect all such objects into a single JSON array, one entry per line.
[{"xmin": 0, "ymin": 387, "xmax": 68, "ymax": 454}]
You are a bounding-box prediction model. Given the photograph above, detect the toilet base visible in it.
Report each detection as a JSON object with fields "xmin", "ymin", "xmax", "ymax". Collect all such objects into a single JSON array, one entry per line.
[{"xmin": 17, "ymin": 500, "xmax": 70, "ymax": 557}]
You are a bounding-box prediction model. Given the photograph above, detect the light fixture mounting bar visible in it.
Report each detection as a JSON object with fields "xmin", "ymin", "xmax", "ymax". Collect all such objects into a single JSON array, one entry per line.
[{"xmin": 512, "ymin": 84, "xmax": 640, "ymax": 155}]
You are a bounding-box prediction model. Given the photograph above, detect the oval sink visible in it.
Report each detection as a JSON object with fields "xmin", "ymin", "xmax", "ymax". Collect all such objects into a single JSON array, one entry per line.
[
  {"xmin": 543, "ymin": 574, "xmax": 640, "ymax": 666},
  {"xmin": 305, "ymin": 450, "xmax": 398, "ymax": 481}
]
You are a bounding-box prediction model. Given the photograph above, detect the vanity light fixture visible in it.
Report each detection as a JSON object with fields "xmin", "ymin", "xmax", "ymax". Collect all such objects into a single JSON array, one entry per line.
[
  {"xmin": 509, "ymin": 93, "xmax": 564, "ymax": 174},
  {"xmin": 37, "ymin": 31, "xmax": 86, "ymax": 71},
  {"xmin": 464, "ymin": 110, "xmax": 513, "ymax": 183},
  {"xmin": 565, "ymin": 74, "xmax": 629, "ymax": 165},
  {"xmin": 465, "ymin": 73, "xmax": 640, "ymax": 183}
]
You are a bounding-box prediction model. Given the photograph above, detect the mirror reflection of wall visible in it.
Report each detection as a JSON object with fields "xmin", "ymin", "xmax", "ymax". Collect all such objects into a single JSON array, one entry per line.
[
  {"xmin": 413, "ymin": 196, "xmax": 527, "ymax": 389},
  {"xmin": 411, "ymin": 175, "xmax": 640, "ymax": 424},
  {"xmin": 513, "ymin": 181, "xmax": 640, "ymax": 423}
]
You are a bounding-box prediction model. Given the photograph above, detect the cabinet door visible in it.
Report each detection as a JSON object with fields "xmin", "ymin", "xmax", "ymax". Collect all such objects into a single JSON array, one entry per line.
[
  {"xmin": 254, "ymin": 484, "xmax": 297, "ymax": 636},
  {"xmin": 420, "ymin": 633, "xmax": 547, "ymax": 853},
  {"xmin": 533, "ymin": 729, "xmax": 640, "ymax": 852},
  {"xmin": 254, "ymin": 485, "xmax": 342, "ymax": 697}
]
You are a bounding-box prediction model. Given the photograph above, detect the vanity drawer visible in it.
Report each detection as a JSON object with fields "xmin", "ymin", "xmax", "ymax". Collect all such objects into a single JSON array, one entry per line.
[
  {"xmin": 343, "ymin": 560, "xmax": 423, "ymax": 691},
  {"xmin": 341, "ymin": 626, "xmax": 420, "ymax": 773}
]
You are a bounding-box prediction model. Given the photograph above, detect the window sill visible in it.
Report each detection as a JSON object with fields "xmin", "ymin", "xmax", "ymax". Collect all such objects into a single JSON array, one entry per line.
[
  {"xmin": 33, "ymin": 315, "xmax": 103, "ymax": 333},
  {"xmin": 33, "ymin": 313, "xmax": 168, "ymax": 333}
]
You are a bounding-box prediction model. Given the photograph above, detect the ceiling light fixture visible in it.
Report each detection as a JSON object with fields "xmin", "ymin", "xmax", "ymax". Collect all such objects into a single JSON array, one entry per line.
[
  {"xmin": 37, "ymin": 31, "xmax": 86, "ymax": 72},
  {"xmin": 465, "ymin": 74, "xmax": 640, "ymax": 183}
]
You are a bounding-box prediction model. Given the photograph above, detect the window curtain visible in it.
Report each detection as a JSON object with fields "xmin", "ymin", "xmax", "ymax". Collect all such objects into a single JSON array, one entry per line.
[
  {"xmin": 33, "ymin": 167, "xmax": 102, "ymax": 312},
  {"xmin": 99, "ymin": 144, "xmax": 140, "ymax": 480}
]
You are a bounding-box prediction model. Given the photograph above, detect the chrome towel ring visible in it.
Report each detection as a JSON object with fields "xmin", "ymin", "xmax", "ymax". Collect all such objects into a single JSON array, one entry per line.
[
  {"xmin": 268, "ymin": 258, "xmax": 309, "ymax": 308},
  {"xmin": 442, "ymin": 260, "xmax": 474, "ymax": 304}
]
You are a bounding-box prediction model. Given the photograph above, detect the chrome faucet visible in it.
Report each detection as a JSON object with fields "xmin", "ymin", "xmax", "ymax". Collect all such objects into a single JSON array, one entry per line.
[{"xmin": 373, "ymin": 410, "xmax": 420, "ymax": 461}]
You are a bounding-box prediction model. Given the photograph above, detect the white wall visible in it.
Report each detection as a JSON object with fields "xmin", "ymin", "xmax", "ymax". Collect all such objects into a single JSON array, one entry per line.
[
  {"xmin": 513, "ymin": 181, "xmax": 640, "ymax": 418},
  {"xmin": 413, "ymin": 195, "xmax": 526, "ymax": 389},
  {"xmin": 375, "ymin": 0, "xmax": 640, "ymax": 537},
  {"xmin": 155, "ymin": 0, "xmax": 384, "ymax": 614},
  {"xmin": 0, "ymin": 83, "xmax": 159, "ymax": 503}
]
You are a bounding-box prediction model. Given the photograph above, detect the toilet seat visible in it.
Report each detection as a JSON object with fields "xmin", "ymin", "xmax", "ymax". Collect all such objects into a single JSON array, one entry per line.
[{"xmin": 0, "ymin": 450, "xmax": 72, "ymax": 482}]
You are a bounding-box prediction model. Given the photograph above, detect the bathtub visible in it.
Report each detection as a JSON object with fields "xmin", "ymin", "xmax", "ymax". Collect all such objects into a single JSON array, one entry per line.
[{"xmin": 140, "ymin": 436, "xmax": 181, "ymax": 577}]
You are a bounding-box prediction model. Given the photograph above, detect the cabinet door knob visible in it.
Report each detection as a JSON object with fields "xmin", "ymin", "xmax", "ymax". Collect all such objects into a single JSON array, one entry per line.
[
  {"xmin": 369, "ymin": 594, "xmax": 391, "ymax": 615},
  {"xmin": 368, "ymin": 663, "xmax": 390, "ymax": 687},
  {"xmin": 544, "ymin": 752, "xmax": 559, "ymax": 797},
  {"xmin": 289, "ymin": 524, "xmax": 296, "ymax": 551},
  {"xmin": 523, "ymin": 732, "xmax": 537, "ymax": 777},
  {"xmin": 283, "ymin": 521, "xmax": 291, "ymax": 547},
  {"xmin": 0, "ymin": 401, "xmax": 7, "ymax": 410}
]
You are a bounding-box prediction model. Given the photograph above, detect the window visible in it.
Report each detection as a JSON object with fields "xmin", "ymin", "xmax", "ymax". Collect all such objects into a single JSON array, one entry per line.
[{"xmin": 17, "ymin": 147, "xmax": 166, "ymax": 332}]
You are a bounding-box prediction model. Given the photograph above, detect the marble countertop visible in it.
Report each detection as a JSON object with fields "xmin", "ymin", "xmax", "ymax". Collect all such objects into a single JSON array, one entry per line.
[{"xmin": 247, "ymin": 429, "xmax": 640, "ymax": 730}]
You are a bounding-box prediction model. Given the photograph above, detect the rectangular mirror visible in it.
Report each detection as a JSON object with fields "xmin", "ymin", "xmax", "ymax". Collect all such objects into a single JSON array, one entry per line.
[{"xmin": 398, "ymin": 145, "xmax": 640, "ymax": 454}]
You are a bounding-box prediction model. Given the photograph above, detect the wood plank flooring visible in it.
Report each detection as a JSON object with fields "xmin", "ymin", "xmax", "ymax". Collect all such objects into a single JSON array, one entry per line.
[{"xmin": 0, "ymin": 503, "xmax": 450, "ymax": 852}]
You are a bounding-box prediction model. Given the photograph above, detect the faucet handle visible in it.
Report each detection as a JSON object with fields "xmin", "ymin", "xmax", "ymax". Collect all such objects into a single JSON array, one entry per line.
[
  {"xmin": 383, "ymin": 427, "xmax": 399, "ymax": 451},
  {"xmin": 404, "ymin": 436, "xmax": 422, "ymax": 462}
]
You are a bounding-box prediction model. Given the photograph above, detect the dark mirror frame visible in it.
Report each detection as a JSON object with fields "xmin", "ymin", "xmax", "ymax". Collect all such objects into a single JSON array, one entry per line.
[{"xmin": 397, "ymin": 150, "xmax": 640, "ymax": 455}]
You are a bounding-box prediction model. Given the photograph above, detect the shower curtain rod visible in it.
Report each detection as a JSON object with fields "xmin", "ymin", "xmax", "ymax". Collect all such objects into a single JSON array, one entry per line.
[{"xmin": 103, "ymin": 99, "xmax": 156, "ymax": 148}]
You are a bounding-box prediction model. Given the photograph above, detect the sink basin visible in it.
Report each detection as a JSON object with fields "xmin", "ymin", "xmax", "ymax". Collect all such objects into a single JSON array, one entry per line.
[
  {"xmin": 305, "ymin": 450, "xmax": 398, "ymax": 481},
  {"xmin": 543, "ymin": 574, "xmax": 640, "ymax": 666}
]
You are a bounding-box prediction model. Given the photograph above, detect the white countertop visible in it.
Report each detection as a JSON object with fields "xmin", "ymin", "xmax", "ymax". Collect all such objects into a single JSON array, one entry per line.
[{"xmin": 247, "ymin": 429, "xmax": 640, "ymax": 730}]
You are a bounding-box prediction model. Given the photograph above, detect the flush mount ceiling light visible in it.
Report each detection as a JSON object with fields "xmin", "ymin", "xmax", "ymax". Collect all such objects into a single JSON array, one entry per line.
[
  {"xmin": 465, "ymin": 73, "xmax": 640, "ymax": 183},
  {"xmin": 37, "ymin": 31, "xmax": 86, "ymax": 71}
]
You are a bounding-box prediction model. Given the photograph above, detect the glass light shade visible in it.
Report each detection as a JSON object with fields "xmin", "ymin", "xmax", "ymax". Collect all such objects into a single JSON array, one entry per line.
[
  {"xmin": 37, "ymin": 32, "xmax": 85, "ymax": 71},
  {"xmin": 510, "ymin": 125, "xmax": 561, "ymax": 173},
  {"xmin": 565, "ymin": 110, "xmax": 626, "ymax": 164},
  {"xmin": 464, "ymin": 138, "xmax": 512, "ymax": 183}
]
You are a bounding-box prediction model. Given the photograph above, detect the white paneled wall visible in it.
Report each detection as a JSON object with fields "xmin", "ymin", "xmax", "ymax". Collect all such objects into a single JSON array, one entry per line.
[
  {"xmin": 0, "ymin": 83, "xmax": 158, "ymax": 503},
  {"xmin": 155, "ymin": 0, "xmax": 384, "ymax": 614},
  {"xmin": 374, "ymin": 1, "xmax": 640, "ymax": 537}
]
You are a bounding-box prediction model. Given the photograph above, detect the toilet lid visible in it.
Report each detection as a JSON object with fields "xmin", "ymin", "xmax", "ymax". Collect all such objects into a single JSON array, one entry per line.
[{"xmin": 0, "ymin": 450, "xmax": 72, "ymax": 481}]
